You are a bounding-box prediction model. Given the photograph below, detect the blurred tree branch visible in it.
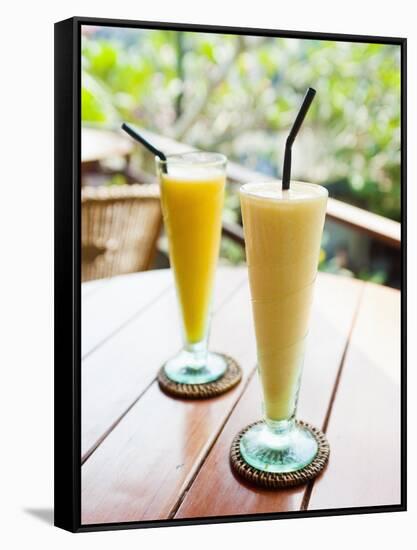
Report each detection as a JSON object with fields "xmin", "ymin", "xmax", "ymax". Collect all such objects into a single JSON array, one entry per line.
[{"xmin": 171, "ymin": 36, "xmax": 271, "ymax": 140}]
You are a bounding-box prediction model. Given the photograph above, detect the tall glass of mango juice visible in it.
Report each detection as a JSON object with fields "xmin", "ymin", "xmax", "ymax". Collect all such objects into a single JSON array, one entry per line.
[
  {"xmin": 239, "ymin": 181, "xmax": 327, "ymax": 473},
  {"xmin": 156, "ymin": 152, "xmax": 228, "ymax": 384}
]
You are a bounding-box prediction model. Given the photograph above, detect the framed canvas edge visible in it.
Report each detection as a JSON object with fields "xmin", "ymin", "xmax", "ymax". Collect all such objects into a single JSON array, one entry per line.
[
  {"xmin": 54, "ymin": 16, "xmax": 82, "ymax": 533},
  {"xmin": 53, "ymin": 15, "xmax": 407, "ymax": 533}
]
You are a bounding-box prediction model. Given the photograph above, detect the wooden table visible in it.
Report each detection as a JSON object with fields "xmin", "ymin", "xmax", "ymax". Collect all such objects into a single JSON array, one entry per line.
[{"xmin": 81, "ymin": 267, "xmax": 401, "ymax": 525}]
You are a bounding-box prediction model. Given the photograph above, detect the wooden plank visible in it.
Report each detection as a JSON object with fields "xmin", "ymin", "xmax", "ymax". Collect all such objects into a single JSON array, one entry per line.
[
  {"xmin": 222, "ymin": 199, "xmax": 400, "ymax": 253},
  {"xmin": 81, "ymin": 277, "xmax": 256, "ymax": 524},
  {"xmin": 81, "ymin": 269, "xmax": 171, "ymax": 358},
  {"xmin": 226, "ymin": 164, "xmax": 400, "ymax": 249},
  {"xmin": 222, "ymin": 220, "xmax": 245, "ymax": 245},
  {"xmin": 307, "ymin": 282, "xmax": 401, "ymax": 510},
  {"xmin": 325, "ymin": 198, "xmax": 401, "ymax": 249},
  {"xmin": 175, "ymin": 274, "xmax": 363, "ymax": 518},
  {"xmin": 81, "ymin": 278, "xmax": 105, "ymax": 300},
  {"xmin": 81, "ymin": 267, "xmax": 247, "ymax": 461}
]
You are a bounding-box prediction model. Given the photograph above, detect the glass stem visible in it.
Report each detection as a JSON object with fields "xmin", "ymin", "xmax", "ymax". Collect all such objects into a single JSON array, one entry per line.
[
  {"xmin": 265, "ymin": 417, "xmax": 295, "ymax": 436},
  {"xmin": 181, "ymin": 302, "xmax": 212, "ymax": 372},
  {"xmin": 184, "ymin": 338, "xmax": 208, "ymax": 371},
  {"xmin": 260, "ymin": 416, "xmax": 296, "ymax": 450}
]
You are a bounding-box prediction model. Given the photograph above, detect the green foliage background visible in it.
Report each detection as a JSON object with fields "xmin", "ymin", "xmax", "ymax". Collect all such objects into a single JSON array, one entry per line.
[{"xmin": 82, "ymin": 28, "xmax": 400, "ymax": 222}]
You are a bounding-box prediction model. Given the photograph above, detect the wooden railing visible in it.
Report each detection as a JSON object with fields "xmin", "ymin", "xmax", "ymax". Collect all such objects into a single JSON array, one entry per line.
[
  {"xmin": 225, "ymin": 162, "xmax": 401, "ymax": 249},
  {"xmin": 82, "ymin": 127, "xmax": 401, "ymax": 250},
  {"xmin": 137, "ymin": 128, "xmax": 401, "ymax": 250}
]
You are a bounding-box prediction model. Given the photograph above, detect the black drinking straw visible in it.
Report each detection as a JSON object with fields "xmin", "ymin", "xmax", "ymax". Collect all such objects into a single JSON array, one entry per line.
[
  {"xmin": 282, "ymin": 87, "xmax": 316, "ymax": 190},
  {"xmin": 121, "ymin": 122, "xmax": 168, "ymax": 173}
]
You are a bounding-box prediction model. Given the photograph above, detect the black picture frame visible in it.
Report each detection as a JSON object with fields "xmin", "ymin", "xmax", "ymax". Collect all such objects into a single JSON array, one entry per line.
[{"xmin": 54, "ymin": 16, "xmax": 407, "ymax": 533}]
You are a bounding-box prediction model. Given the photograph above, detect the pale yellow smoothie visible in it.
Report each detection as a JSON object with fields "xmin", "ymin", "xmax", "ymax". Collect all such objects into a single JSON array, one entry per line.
[
  {"xmin": 240, "ymin": 181, "xmax": 327, "ymax": 421},
  {"xmin": 160, "ymin": 164, "xmax": 225, "ymax": 344}
]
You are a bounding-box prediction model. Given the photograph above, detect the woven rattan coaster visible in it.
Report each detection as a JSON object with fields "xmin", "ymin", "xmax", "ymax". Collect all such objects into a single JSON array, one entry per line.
[
  {"xmin": 230, "ymin": 420, "xmax": 330, "ymax": 489},
  {"xmin": 158, "ymin": 354, "xmax": 242, "ymax": 399}
]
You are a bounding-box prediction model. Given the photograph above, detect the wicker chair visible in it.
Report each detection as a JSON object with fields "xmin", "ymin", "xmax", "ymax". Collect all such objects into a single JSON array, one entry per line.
[{"xmin": 81, "ymin": 184, "xmax": 162, "ymax": 282}]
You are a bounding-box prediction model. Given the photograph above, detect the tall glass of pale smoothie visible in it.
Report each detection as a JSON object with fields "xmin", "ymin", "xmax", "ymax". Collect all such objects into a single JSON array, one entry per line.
[
  {"xmin": 239, "ymin": 180, "xmax": 327, "ymax": 472},
  {"xmin": 156, "ymin": 152, "xmax": 228, "ymax": 384}
]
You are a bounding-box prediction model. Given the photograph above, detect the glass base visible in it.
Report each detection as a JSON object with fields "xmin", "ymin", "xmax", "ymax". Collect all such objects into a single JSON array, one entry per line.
[
  {"xmin": 240, "ymin": 420, "xmax": 318, "ymax": 473},
  {"xmin": 163, "ymin": 350, "xmax": 228, "ymax": 384}
]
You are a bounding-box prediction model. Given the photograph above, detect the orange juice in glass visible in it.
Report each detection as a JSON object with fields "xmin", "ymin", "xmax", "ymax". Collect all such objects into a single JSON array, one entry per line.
[{"xmin": 156, "ymin": 152, "xmax": 227, "ymax": 384}]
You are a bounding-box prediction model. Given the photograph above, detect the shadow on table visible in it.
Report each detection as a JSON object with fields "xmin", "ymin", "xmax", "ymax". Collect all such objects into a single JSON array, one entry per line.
[{"xmin": 24, "ymin": 507, "xmax": 54, "ymax": 525}]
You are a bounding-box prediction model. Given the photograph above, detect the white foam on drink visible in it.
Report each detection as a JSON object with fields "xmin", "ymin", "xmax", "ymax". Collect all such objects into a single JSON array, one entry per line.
[
  {"xmin": 162, "ymin": 165, "xmax": 225, "ymax": 181},
  {"xmin": 161, "ymin": 152, "xmax": 226, "ymax": 181},
  {"xmin": 240, "ymin": 181, "xmax": 328, "ymax": 201}
]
